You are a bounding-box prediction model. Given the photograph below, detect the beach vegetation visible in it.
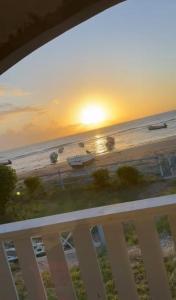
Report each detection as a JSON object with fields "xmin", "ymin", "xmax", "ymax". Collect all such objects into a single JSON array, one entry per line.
[
  {"xmin": 92, "ymin": 168, "xmax": 110, "ymax": 187},
  {"xmin": 0, "ymin": 165, "xmax": 17, "ymax": 216},
  {"xmin": 4, "ymin": 176, "xmax": 175, "ymax": 223},
  {"xmin": 24, "ymin": 176, "xmax": 42, "ymax": 194},
  {"xmin": 116, "ymin": 166, "xmax": 143, "ymax": 186}
]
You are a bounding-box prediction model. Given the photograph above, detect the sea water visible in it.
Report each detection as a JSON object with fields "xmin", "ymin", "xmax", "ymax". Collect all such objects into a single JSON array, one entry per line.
[{"xmin": 0, "ymin": 110, "xmax": 176, "ymax": 174}]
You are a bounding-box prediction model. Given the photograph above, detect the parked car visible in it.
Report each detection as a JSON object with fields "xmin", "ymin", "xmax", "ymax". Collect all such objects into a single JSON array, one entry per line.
[{"xmin": 6, "ymin": 248, "xmax": 18, "ymax": 263}]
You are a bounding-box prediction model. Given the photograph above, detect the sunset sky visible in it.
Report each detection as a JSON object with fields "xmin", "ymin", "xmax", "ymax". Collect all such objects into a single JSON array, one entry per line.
[{"xmin": 0, "ymin": 0, "xmax": 176, "ymax": 150}]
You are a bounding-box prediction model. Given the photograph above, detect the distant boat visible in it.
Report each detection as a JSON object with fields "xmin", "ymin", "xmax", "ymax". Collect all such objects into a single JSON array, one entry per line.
[
  {"xmin": 106, "ymin": 136, "xmax": 115, "ymax": 150},
  {"xmin": 67, "ymin": 154, "xmax": 95, "ymax": 169},
  {"xmin": 0, "ymin": 160, "xmax": 12, "ymax": 166},
  {"xmin": 148, "ymin": 123, "xmax": 168, "ymax": 130},
  {"xmin": 58, "ymin": 146, "xmax": 64, "ymax": 153},
  {"xmin": 86, "ymin": 150, "xmax": 92, "ymax": 154},
  {"xmin": 50, "ymin": 152, "xmax": 58, "ymax": 164},
  {"xmin": 78, "ymin": 142, "xmax": 84, "ymax": 148}
]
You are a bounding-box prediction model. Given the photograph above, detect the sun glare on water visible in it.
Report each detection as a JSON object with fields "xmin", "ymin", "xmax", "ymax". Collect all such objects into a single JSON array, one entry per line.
[{"xmin": 80, "ymin": 104, "xmax": 106, "ymax": 125}]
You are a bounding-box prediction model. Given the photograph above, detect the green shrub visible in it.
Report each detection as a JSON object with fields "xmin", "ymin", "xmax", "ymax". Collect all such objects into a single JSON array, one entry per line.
[
  {"xmin": 117, "ymin": 166, "xmax": 142, "ymax": 186},
  {"xmin": 92, "ymin": 169, "xmax": 110, "ymax": 187},
  {"xmin": 0, "ymin": 165, "xmax": 17, "ymax": 216},
  {"xmin": 24, "ymin": 176, "xmax": 41, "ymax": 194}
]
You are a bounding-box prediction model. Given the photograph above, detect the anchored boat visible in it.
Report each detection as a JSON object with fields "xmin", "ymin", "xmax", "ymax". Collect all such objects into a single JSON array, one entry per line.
[
  {"xmin": 148, "ymin": 123, "xmax": 167, "ymax": 130},
  {"xmin": 50, "ymin": 152, "xmax": 58, "ymax": 163},
  {"xmin": 78, "ymin": 142, "xmax": 85, "ymax": 148},
  {"xmin": 106, "ymin": 136, "xmax": 115, "ymax": 150},
  {"xmin": 58, "ymin": 146, "xmax": 64, "ymax": 153},
  {"xmin": 67, "ymin": 154, "xmax": 95, "ymax": 169}
]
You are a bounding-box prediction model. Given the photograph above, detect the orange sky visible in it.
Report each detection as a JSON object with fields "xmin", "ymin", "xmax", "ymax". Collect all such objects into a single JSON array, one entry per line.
[{"xmin": 0, "ymin": 0, "xmax": 176, "ymax": 150}]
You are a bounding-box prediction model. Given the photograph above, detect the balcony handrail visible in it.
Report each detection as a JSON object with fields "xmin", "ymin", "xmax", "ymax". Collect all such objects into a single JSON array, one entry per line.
[
  {"xmin": 1, "ymin": 194, "xmax": 176, "ymax": 300},
  {"xmin": 0, "ymin": 194, "xmax": 176, "ymax": 240}
]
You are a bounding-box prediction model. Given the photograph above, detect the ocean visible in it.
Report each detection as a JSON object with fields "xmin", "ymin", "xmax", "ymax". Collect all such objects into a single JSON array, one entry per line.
[{"xmin": 0, "ymin": 110, "xmax": 176, "ymax": 174}]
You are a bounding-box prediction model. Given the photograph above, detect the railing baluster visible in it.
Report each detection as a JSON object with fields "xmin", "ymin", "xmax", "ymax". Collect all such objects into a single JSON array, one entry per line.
[
  {"xmin": 103, "ymin": 221, "xmax": 139, "ymax": 300},
  {"xmin": 14, "ymin": 237, "xmax": 47, "ymax": 300},
  {"xmin": 43, "ymin": 232, "xmax": 76, "ymax": 300},
  {"xmin": 0, "ymin": 196, "xmax": 176, "ymax": 300},
  {"xmin": 135, "ymin": 216, "xmax": 172, "ymax": 300},
  {"xmin": 73, "ymin": 224, "xmax": 106, "ymax": 300},
  {"xmin": 0, "ymin": 241, "xmax": 19, "ymax": 300}
]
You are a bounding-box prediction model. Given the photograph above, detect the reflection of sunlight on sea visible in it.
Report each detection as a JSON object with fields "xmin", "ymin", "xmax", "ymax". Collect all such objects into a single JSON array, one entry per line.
[
  {"xmin": 93, "ymin": 135, "xmax": 106, "ymax": 154},
  {"xmin": 95, "ymin": 135, "xmax": 105, "ymax": 154}
]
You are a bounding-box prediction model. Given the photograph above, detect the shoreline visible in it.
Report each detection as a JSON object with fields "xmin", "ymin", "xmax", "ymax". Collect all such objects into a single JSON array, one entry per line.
[{"xmin": 17, "ymin": 135, "xmax": 176, "ymax": 181}]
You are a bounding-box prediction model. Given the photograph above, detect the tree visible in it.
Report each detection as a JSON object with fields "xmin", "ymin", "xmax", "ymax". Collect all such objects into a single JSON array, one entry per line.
[
  {"xmin": 24, "ymin": 176, "xmax": 41, "ymax": 194},
  {"xmin": 117, "ymin": 165, "xmax": 142, "ymax": 186},
  {"xmin": 92, "ymin": 169, "xmax": 110, "ymax": 187},
  {"xmin": 0, "ymin": 165, "xmax": 17, "ymax": 215}
]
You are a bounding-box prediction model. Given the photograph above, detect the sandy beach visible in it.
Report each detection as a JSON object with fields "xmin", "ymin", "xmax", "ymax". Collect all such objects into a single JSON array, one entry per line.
[{"xmin": 17, "ymin": 135, "xmax": 176, "ymax": 182}]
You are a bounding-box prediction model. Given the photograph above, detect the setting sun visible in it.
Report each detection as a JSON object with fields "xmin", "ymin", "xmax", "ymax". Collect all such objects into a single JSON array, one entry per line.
[{"xmin": 80, "ymin": 104, "xmax": 106, "ymax": 125}]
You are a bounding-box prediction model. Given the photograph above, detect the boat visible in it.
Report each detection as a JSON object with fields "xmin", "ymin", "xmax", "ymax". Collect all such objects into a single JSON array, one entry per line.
[
  {"xmin": 58, "ymin": 146, "xmax": 64, "ymax": 153},
  {"xmin": 0, "ymin": 159, "xmax": 12, "ymax": 166},
  {"xmin": 148, "ymin": 123, "xmax": 167, "ymax": 130},
  {"xmin": 106, "ymin": 136, "xmax": 115, "ymax": 150},
  {"xmin": 67, "ymin": 154, "xmax": 95, "ymax": 169},
  {"xmin": 106, "ymin": 136, "xmax": 115, "ymax": 144},
  {"xmin": 50, "ymin": 152, "xmax": 58, "ymax": 164},
  {"xmin": 78, "ymin": 142, "xmax": 84, "ymax": 148},
  {"xmin": 86, "ymin": 150, "xmax": 92, "ymax": 154}
]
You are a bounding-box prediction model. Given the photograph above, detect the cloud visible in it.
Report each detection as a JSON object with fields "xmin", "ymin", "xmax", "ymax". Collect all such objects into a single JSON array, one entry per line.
[
  {"xmin": 0, "ymin": 103, "xmax": 12, "ymax": 109},
  {"xmin": 0, "ymin": 121, "xmax": 85, "ymax": 151},
  {"xmin": 0, "ymin": 85, "xmax": 31, "ymax": 97},
  {"xmin": 0, "ymin": 103, "xmax": 42, "ymax": 122}
]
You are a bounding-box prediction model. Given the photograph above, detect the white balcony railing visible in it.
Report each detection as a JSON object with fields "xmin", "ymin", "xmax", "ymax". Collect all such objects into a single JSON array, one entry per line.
[{"xmin": 0, "ymin": 195, "xmax": 176, "ymax": 300}]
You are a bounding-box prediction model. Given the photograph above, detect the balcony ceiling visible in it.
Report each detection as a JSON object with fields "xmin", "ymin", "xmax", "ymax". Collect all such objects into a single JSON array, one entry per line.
[{"xmin": 0, "ymin": 0, "xmax": 125, "ymax": 74}]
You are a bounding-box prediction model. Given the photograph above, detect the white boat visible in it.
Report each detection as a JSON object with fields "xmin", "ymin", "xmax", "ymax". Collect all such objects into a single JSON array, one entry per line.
[
  {"xmin": 0, "ymin": 159, "xmax": 12, "ymax": 166},
  {"xmin": 148, "ymin": 123, "xmax": 167, "ymax": 130},
  {"xmin": 67, "ymin": 154, "xmax": 95, "ymax": 169}
]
